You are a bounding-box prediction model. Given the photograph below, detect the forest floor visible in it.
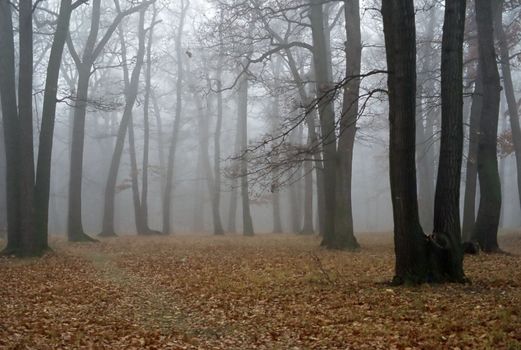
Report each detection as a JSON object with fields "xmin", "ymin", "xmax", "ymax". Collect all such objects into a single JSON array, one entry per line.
[{"xmin": 1, "ymin": 232, "xmax": 521, "ymax": 349}]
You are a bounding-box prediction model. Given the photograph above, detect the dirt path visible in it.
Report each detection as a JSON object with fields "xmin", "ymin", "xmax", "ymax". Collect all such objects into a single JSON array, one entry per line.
[{"xmin": 72, "ymin": 248, "xmax": 194, "ymax": 337}]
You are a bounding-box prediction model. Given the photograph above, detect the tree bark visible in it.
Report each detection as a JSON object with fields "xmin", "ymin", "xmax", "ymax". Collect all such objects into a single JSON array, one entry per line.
[
  {"xmin": 35, "ymin": 0, "xmax": 76, "ymax": 251},
  {"xmin": 140, "ymin": 6, "xmax": 158, "ymax": 234},
  {"xmin": 66, "ymin": 0, "xmax": 152, "ymax": 241},
  {"xmin": 237, "ymin": 75, "xmax": 254, "ymax": 236},
  {"xmin": 301, "ymin": 134, "xmax": 314, "ymax": 234},
  {"xmin": 432, "ymin": 0, "xmax": 466, "ymax": 282},
  {"xmin": 462, "ymin": 71, "xmax": 482, "ymax": 241},
  {"xmin": 495, "ymin": 4, "xmax": 521, "ymax": 222},
  {"xmin": 213, "ymin": 56, "xmax": 225, "ymax": 235},
  {"xmin": 416, "ymin": 12, "xmax": 437, "ymax": 234},
  {"xmin": 0, "ymin": 0, "xmax": 23, "ymax": 254},
  {"xmin": 193, "ymin": 87, "xmax": 224, "ymax": 235},
  {"xmin": 163, "ymin": 0, "xmax": 188, "ymax": 234},
  {"xmin": 382, "ymin": 0, "xmax": 429, "ymax": 284},
  {"xmin": 471, "ymin": 0, "xmax": 502, "ymax": 252},
  {"xmin": 310, "ymin": 0, "xmax": 337, "ymax": 247},
  {"xmin": 333, "ymin": 0, "xmax": 361, "ymax": 249},
  {"xmin": 100, "ymin": 5, "xmax": 150, "ymax": 236}
]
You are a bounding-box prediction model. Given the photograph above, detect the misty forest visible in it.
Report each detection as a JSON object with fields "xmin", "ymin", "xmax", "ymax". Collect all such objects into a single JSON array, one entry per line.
[{"xmin": 1, "ymin": 0, "xmax": 521, "ymax": 348}]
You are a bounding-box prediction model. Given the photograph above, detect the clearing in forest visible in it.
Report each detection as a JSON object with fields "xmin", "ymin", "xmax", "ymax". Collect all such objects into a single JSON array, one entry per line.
[{"xmin": 1, "ymin": 233, "xmax": 520, "ymax": 349}]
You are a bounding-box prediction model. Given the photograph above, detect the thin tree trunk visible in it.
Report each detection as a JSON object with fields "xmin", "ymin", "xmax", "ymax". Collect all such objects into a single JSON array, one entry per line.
[
  {"xmin": 310, "ymin": 0, "xmax": 337, "ymax": 247},
  {"xmin": 140, "ymin": 7, "xmax": 158, "ymax": 234},
  {"xmin": 237, "ymin": 75, "xmax": 254, "ymax": 236},
  {"xmin": 128, "ymin": 114, "xmax": 145, "ymax": 233},
  {"xmin": 163, "ymin": 0, "xmax": 189, "ymax": 234},
  {"xmin": 66, "ymin": 0, "xmax": 151, "ymax": 241},
  {"xmin": 227, "ymin": 133, "xmax": 240, "ymax": 233},
  {"xmin": 190, "ymin": 88, "xmax": 220, "ymax": 234},
  {"xmin": 495, "ymin": 6, "xmax": 521, "ymax": 220},
  {"xmin": 301, "ymin": 133, "xmax": 314, "ymax": 234},
  {"xmin": 462, "ymin": 71, "xmax": 482, "ymax": 241},
  {"xmin": 416, "ymin": 13, "xmax": 437, "ymax": 234},
  {"xmin": 151, "ymin": 91, "xmax": 166, "ymax": 192},
  {"xmin": 213, "ymin": 73, "xmax": 225, "ymax": 235},
  {"xmin": 100, "ymin": 7, "xmax": 149, "ymax": 236}
]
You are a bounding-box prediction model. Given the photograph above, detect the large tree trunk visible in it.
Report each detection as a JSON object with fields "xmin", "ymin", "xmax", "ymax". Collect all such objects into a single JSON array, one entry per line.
[
  {"xmin": 163, "ymin": 0, "xmax": 188, "ymax": 235},
  {"xmin": 237, "ymin": 75, "xmax": 254, "ymax": 236},
  {"xmin": 0, "ymin": 0, "xmax": 23, "ymax": 254},
  {"xmin": 333, "ymin": 0, "xmax": 361, "ymax": 250},
  {"xmin": 17, "ymin": 0, "xmax": 37, "ymax": 254},
  {"xmin": 432, "ymin": 0, "xmax": 466, "ymax": 282},
  {"xmin": 471, "ymin": 0, "xmax": 502, "ymax": 252},
  {"xmin": 0, "ymin": 115, "xmax": 6, "ymax": 238},
  {"xmin": 310, "ymin": 0, "xmax": 337, "ymax": 247},
  {"xmin": 382, "ymin": 0, "xmax": 429, "ymax": 284},
  {"xmin": 495, "ymin": 4, "xmax": 521, "ymax": 221},
  {"xmin": 34, "ymin": 0, "xmax": 75, "ymax": 251}
]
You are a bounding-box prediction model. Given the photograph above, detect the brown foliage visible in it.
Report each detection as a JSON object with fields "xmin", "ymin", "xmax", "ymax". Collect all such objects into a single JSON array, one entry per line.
[{"xmin": 1, "ymin": 233, "xmax": 521, "ymax": 349}]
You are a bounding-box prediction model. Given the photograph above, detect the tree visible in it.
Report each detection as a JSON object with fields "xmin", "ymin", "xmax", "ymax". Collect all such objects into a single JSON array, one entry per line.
[
  {"xmin": 163, "ymin": 0, "xmax": 189, "ymax": 235},
  {"xmin": 66, "ymin": 0, "xmax": 152, "ymax": 242},
  {"xmin": 100, "ymin": 1, "xmax": 154, "ymax": 237},
  {"xmin": 471, "ymin": 0, "xmax": 502, "ymax": 252},
  {"xmin": 495, "ymin": 0, "xmax": 521, "ymax": 223},
  {"xmin": 35, "ymin": 0, "xmax": 86, "ymax": 250},
  {"xmin": 0, "ymin": 0, "xmax": 30, "ymax": 255},
  {"xmin": 333, "ymin": 0, "xmax": 362, "ymax": 249},
  {"xmin": 382, "ymin": 0, "xmax": 467, "ymax": 284},
  {"xmin": 237, "ymin": 72, "xmax": 255, "ymax": 236},
  {"xmin": 432, "ymin": 0, "xmax": 467, "ymax": 281},
  {"xmin": 310, "ymin": 0, "xmax": 338, "ymax": 248}
]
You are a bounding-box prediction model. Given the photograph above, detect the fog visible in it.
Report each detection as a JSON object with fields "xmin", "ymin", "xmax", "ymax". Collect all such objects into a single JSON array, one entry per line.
[{"xmin": 0, "ymin": 0, "xmax": 520, "ymax": 240}]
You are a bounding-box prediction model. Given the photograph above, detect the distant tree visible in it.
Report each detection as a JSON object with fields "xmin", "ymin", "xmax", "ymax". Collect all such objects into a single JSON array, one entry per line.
[
  {"xmin": 163, "ymin": 0, "xmax": 189, "ymax": 235},
  {"xmin": 237, "ymin": 70, "xmax": 255, "ymax": 236},
  {"xmin": 100, "ymin": 1, "xmax": 154, "ymax": 237},
  {"xmin": 66, "ymin": 0, "xmax": 152, "ymax": 242},
  {"xmin": 495, "ymin": 0, "xmax": 521, "ymax": 223}
]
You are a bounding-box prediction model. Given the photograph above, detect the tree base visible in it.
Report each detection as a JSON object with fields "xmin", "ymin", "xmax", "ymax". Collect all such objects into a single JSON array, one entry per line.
[
  {"xmin": 299, "ymin": 228, "xmax": 315, "ymax": 235},
  {"xmin": 98, "ymin": 231, "xmax": 118, "ymax": 238},
  {"xmin": 320, "ymin": 239, "xmax": 360, "ymax": 252},
  {"xmin": 1, "ymin": 245, "xmax": 51, "ymax": 258},
  {"xmin": 69, "ymin": 231, "xmax": 98, "ymax": 243}
]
